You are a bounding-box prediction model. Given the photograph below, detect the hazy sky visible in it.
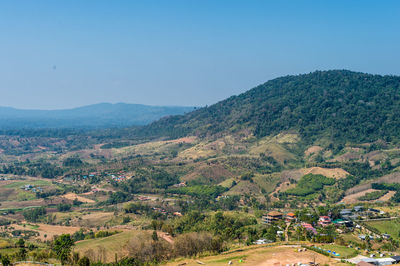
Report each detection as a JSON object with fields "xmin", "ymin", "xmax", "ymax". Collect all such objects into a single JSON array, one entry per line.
[{"xmin": 1, "ymin": 0, "xmax": 399, "ymax": 109}]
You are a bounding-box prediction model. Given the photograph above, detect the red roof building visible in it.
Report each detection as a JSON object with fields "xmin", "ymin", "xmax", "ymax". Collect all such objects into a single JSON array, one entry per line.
[{"xmin": 318, "ymin": 216, "xmax": 332, "ymax": 227}]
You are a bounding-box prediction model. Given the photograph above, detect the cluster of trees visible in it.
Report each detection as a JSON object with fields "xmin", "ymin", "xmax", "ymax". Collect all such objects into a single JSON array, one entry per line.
[
  {"xmin": 285, "ymin": 174, "xmax": 335, "ymax": 197},
  {"xmin": 358, "ymin": 190, "xmax": 388, "ymax": 201},
  {"xmin": 372, "ymin": 183, "xmax": 400, "ymax": 202},
  {"xmin": 105, "ymin": 191, "xmax": 132, "ymax": 205},
  {"xmin": 0, "ymin": 160, "xmax": 63, "ymax": 179},
  {"xmin": 173, "ymin": 211, "xmax": 257, "ymax": 241},
  {"xmin": 168, "ymin": 185, "xmax": 228, "ymax": 199},
  {"xmin": 72, "ymin": 229, "xmax": 120, "ymax": 242},
  {"xmin": 57, "ymin": 203, "xmax": 72, "ymax": 212},
  {"xmin": 114, "ymin": 167, "xmax": 180, "ymax": 194},
  {"xmin": 63, "ymin": 157, "xmax": 84, "ymax": 167},
  {"xmin": 22, "ymin": 207, "xmax": 46, "ymax": 222}
]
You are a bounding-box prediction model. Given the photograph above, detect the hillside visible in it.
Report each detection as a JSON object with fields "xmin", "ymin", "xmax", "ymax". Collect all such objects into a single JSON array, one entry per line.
[
  {"xmin": 0, "ymin": 103, "xmax": 195, "ymax": 129},
  {"xmin": 138, "ymin": 70, "xmax": 400, "ymax": 144}
]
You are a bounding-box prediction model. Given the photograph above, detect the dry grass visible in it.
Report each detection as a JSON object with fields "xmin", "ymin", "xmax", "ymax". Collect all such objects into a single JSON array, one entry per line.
[
  {"xmin": 376, "ymin": 190, "xmax": 395, "ymax": 201},
  {"xmin": 345, "ymin": 171, "xmax": 400, "ymax": 195},
  {"xmin": 62, "ymin": 193, "xmax": 95, "ymax": 203},
  {"xmin": 340, "ymin": 189, "xmax": 378, "ymax": 204},
  {"xmin": 12, "ymin": 223, "xmax": 80, "ymax": 241},
  {"xmin": 300, "ymin": 167, "xmax": 349, "ymax": 179},
  {"xmin": 304, "ymin": 146, "xmax": 323, "ymax": 156},
  {"xmin": 225, "ymin": 180, "xmax": 261, "ymax": 195},
  {"xmin": 183, "ymin": 163, "xmax": 234, "ymax": 184},
  {"xmin": 72, "ymin": 212, "xmax": 115, "ymax": 227},
  {"xmin": 167, "ymin": 245, "xmax": 346, "ymax": 266},
  {"xmin": 75, "ymin": 230, "xmax": 145, "ymax": 263}
]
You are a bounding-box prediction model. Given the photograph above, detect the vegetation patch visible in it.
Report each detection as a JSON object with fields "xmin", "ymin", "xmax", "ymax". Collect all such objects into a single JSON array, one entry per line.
[
  {"xmin": 168, "ymin": 185, "xmax": 228, "ymax": 198},
  {"xmin": 365, "ymin": 219, "xmax": 400, "ymax": 239},
  {"xmin": 285, "ymin": 174, "xmax": 335, "ymax": 197},
  {"xmin": 358, "ymin": 190, "xmax": 388, "ymax": 201}
]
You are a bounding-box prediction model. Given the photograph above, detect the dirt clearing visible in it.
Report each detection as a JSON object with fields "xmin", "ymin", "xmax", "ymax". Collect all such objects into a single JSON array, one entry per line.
[
  {"xmin": 341, "ymin": 189, "xmax": 378, "ymax": 204},
  {"xmin": 167, "ymin": 245, "xmax": 346, "ymax": 266},
  {"xmin": 62, "ymin": 192, "xmax": 95, "ymax": 203},
  {"xmin": 12, "ymin": 223, "xmax": 80, "ymax": 241}
]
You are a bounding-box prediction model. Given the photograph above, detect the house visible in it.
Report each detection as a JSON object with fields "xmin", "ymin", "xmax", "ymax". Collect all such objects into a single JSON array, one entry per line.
[
  {"xmin": 301, "ymin": 223, "xmax": 317, "ymax": 235},
  {"xmin": 369, "ymin": 208, "xmax": 385, "ymax": 215},
  {"xmin": 354, "ymin": 206, "xmax": 364, "ymax": 212},
  {"xmin": 375, "ymin": 257, "xmax": 396, "ymax": 265},
  {"xmin": 391, "ymin": 256, "xmax": 400, "ymax": 264},
  {"xmin": 358, "ymin": 261, "xmax": 375, "ymax": 266},
  {"xmin": 359, "ymin": 234, "xmax": 366, "ymax": 240},
  {"xmin": 286, "ymin": 212, "xmax": 296, "ymax": 222},
  {"xmin": 340, "ymin": 209, "xmax": 352, "ymax": 218},
  {"xmin": 262, "ymin": 211, "xmax": 283, "ymax": 224},
  {"xmin": 318, "ymin": 216, "xmax": 332, "ymax": 227},
  {"xmin": 254, "ymin": 239, "xmax": 273, "ymax": 245},
  {"xmin": 383, "ymin": 234, "xmax": 391, "ymax": 240}
]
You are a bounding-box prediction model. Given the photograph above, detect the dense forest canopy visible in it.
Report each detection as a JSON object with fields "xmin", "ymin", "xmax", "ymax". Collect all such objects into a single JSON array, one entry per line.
[{"xmin": 136, "ymin": 70, "xmax": 400, "ymax": 143}]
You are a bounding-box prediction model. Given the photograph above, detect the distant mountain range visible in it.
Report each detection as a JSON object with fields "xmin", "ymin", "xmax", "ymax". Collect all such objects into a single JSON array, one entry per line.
[{"xmin": 0, "ymin": 103, "xmax": 195, "ymax": 129}]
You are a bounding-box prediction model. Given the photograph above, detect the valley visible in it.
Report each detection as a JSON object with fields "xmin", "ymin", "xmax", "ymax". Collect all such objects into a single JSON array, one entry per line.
[{"xmin": 1, "ymin": 71, "xmax": 400, "ymax": 265}]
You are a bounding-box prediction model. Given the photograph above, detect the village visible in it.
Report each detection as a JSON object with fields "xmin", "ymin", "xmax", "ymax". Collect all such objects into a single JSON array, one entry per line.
[{"xmin": 257, "ymin": 205, "xmax": 400, "ymax": 265}]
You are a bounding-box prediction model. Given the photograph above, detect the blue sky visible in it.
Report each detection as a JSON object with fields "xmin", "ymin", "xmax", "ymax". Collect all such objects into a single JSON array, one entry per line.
[{"xmin": 0, "ymin": 0, "xmax": 399, "ymax": 109}]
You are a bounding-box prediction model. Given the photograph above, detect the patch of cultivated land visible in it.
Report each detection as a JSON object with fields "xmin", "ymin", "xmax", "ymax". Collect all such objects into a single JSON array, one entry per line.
[
  {"xmin": 377, "ymin": 190, "xmax": 395, "ymax": 201},
  {"xmin": 62, "ymin": 192, "xmax": 95, "ymax": 203},
  {"xmin": 365, "ymin": 219, "xmax": 400, "ymax": 239},
  {"xmin": 73, "ymin": 212, "xmax": 115, "ymax": 227},
  {"xmin": 12, "ymin": 223, "xmax": 81, "ymax": 241},
  {"xmin": 279, "ymin": 167, "xmax": 348, "ymax": 183},
  {"xmin": 345, "ymin": 171, "xmax": 400, "ymax": 195},
  {"xmin": 301, "ymin": 167, "xmax": 349, "ymax": 179},
  {"xmin": 75, "ymin": 230, "xmax": 144, "ymax": 263},
  {"xmin": 167, "ymin": 245, "xmax": 347, "ymax": 266},
  {"xmin": 341, "ymin": 189, "xmax": 379, "ymax": 204},
  {"xmin": 0, "ymin": 198, "xmax": 45, "ymax": 209},
  {"xmin": 225, "ymin": 180, "xmax": 261, "ymax": 195},
  {"xmin": 304, "ymin": 146, "xmax": 323, "ymax": 156}
]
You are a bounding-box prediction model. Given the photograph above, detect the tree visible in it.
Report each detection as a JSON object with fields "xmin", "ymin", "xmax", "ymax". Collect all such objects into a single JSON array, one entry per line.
[
  {"xmin": 152, "ymin": 231, "xmax": 159, "ymax": 241},
  {"xmin": 1, "ymin": 255, "xmax": 11, "ymax": 266},
  {"xmin": 52, "ymin": 234, "xmax": 75, "ymax": 264},
  {"xmin": 78, "ymin": 256, "xmax": 90, "ymax": 266},
  {"xmin": 16, "ymin": 238, "xmax": 25, "ymax": 248}
]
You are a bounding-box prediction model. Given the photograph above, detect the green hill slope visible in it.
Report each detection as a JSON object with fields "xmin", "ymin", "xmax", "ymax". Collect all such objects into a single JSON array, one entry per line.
[{"xmin": 137, "ymin": 70, "xmax": 400, "ymax": 143}]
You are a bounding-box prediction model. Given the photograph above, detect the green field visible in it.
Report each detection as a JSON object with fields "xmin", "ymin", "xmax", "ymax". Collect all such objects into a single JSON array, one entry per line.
[
  {"xmin": 75, "ymin": 230, "xmax": 146, "ymax": 262},
  {"xmin": 4, "ymin": 180, "xmax": 51, "ymax": 189},
  {"xmin": 0, "ymin": 239, "xmax": 10, "ymax": 249},
  {"xmin": 319, "ymin": 244, "xmax": 358, "ymax": 258},
  {"xmin": 365, "ymin": 219, "xmax": 400, "ymax": 238},
  {"xmin": 16, "ymin": 191, "xmax": 36, "ymax": 201}
]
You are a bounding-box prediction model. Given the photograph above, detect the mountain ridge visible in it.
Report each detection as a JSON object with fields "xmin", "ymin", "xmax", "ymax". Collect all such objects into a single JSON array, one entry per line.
[
  {"xmin": 0, "ymin": 102, "xmax": 195, "ymax": 129},
  {"xmin": 136, "ymin": 70, "xmax": 400, "ymax": 144}
]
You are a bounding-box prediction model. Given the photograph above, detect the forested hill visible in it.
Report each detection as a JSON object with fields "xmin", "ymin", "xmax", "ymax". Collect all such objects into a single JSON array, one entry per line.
[{"xmin": 137, "ymin": 70, "xmax": 400, "ymax": 143}]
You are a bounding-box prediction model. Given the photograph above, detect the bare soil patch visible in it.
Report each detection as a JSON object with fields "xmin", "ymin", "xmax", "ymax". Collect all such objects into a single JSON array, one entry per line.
[
  {"xmin": 281, "ymin": 167, "xmax": 349, "ymax": 181},
  {"xmin": 12, "ymin": 223, "xmax": 80, "ymax": 241},
  {"xmin": 341, "ymin": 189, "xmax": 378, "ymax": 204},
  {"xmin": 62, "ymin": 193, "xmax": 95, "ymax": 203},
  {"xmin": 305, "ymin": 146, "xmax": 323, "ymax": 156},
  {"xmin": 377, "ymin": 190, "xmax": 395, "ymax": 201},
  {"xmin": 167, "ymin": 137, "xmax": 196, "ymax": 144},
  {"xmin": 167, "ymin": 245, "xmax": 345, "ymax": 266}
]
